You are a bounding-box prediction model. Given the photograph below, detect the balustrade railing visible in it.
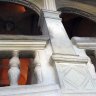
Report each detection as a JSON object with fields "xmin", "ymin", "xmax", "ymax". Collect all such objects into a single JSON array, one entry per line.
[
  {"xmin": 0, "ymin": 35, "xmax": 49, "ymax": 87},
  {"xmin": 0, "ymin": 50, "xmax": 42, "ymax": 87}
]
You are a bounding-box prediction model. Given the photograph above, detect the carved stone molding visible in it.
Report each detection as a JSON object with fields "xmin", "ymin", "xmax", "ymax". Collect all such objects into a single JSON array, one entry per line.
[
  {"xmin": 52, "ymin": 54, "xmax": 88, "ymax": 63},
  {"xmin": 51, "ymin": 52, "xmax": 96, "ymax": 91},
  {"xmin": 57, "ymin": 1, "xmax": 96, "ymax": 22},
  {"xmin": 0, "ymin": 35, "xmax": 49, "ymax": 51},
  {"xmin": 41, "ymin": 9, "xmax": 61, "ymax": 20},
  {"xmin": 54, "ymin": 58, "xmax": 96, "ymax": 91},
  {"xmin": 72, "ymin": 37, "xmax": 96, "ymax": 50}
]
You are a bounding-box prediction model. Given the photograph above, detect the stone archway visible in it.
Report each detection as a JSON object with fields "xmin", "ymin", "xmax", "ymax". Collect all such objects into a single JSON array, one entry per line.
[
  {"xmin": 57, "ymin": 1, "xmax": 96, "ymax": 76},
  {"xmin": 57, "ymin": 0, "xmax": 96, "ymax": 22},
  {"xmin": 57, "ymin": 1, "xmax": 96, "ymax": 39},
  {"xmin": 60, "ymin": 12, "xmax": 96, "ymax": 39}
]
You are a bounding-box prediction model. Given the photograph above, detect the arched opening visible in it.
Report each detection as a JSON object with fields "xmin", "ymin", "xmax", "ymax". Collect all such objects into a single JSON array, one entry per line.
[
  {"xmin": 0, "ymin": 1, "xmax": 41, "ymax": 36},
  {"xmin": 60, "ymin": 12, "xmax": 96, "ymax": 39},
  {"xmin": 0, "ymin": 1, "xmax": 41, "ymax": 87}
]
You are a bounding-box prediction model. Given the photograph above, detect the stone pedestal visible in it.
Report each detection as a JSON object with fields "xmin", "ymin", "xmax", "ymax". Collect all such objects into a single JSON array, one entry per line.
[
  {"xmin": 39, "ymin": 10, "xmax": 96, "ymax": 95},
  {"xmin": 33, "ymin": 51, "xmax": 42, "ymax": 84}
]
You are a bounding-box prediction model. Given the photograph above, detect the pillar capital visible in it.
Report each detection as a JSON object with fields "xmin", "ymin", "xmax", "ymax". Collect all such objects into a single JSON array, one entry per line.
[{"xmin": 41, "ymin": 9, "xmax": 61, "ymax": 20}]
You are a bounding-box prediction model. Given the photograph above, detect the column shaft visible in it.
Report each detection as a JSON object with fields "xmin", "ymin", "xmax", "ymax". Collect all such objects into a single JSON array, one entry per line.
[
  {"xmin": 41, "ymin": 10, "xmax": 75, "ymax": 55},
  {"xmin": 33, "ymin": 51, "xmax": 42, "ymax": 84},
  {"xmin": 39, "ymin": 43, "xmax": 57, "ymax": 84}
]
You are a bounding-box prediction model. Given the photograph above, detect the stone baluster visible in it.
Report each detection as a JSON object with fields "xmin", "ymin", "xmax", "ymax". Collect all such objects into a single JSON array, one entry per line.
[
  {"xmin": 33, "ymin": 51, "xmax": 42, "ymax": 84},
  {"xmin": 32, "ymin": 47, "xmax": 57, "ymax": 85},
  {"xmin": 38, "ymin": 43, "xmax": 57, "ymax": 85},
  {"xmin": 8, "ymin": 50, "xmax": 20, "ymax": 86}
]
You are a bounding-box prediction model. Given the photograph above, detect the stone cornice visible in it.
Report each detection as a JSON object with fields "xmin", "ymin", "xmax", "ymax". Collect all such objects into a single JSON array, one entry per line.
[
  {"xmin": 41, "ymin": 9, "xmax": 61, "ymax": 20},
  {"xmin": 72, "ymin": 37, "xmax": 96, "ymax": 50},
  {"xmin": 52, "ymin": 53, "xmax": 88, "ymax": 63},
  {"xmin": 0, "ymin": 36, "xmax": 49, "ymax": 51}
]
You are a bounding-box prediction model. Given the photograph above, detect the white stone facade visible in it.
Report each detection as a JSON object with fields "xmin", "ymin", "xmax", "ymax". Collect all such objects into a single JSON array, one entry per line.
[{"xmin": 0, "ymin": 0, "xmax": 96, "ymax": 96}]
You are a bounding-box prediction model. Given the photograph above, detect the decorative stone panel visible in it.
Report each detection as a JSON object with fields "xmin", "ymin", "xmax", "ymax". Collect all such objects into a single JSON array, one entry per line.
[
  {"xmin": 57, "ymin": 63, "xmax": 96, "ymax": 90},
  {"xmin": 52, "ymin": 54, "xmax": 96, "ymax": 90}
]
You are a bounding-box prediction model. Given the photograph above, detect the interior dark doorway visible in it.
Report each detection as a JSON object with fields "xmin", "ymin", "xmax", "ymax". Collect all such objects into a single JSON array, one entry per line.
[{"xmin": 60, "ymin": 13, "xmax": 96, "ymax": 39}]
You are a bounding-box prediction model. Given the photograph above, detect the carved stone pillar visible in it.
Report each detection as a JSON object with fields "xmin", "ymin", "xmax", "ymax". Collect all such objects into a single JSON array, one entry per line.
[
  {"xmin": 38, "ymin": 9, "xmax": 76, "ymax": 86},
  {"xmin": 33, "ymin": 51, "xmax": 42, "ymax": 84},
  {"xmin": 8, "ymin": 50, "xmax": 20, "ymax": 86},
  {"xmin": 38, "ymin": 43, "xmax": 57, "ymax": 84},
  {"xmin": 32, "ymin": 44, "xmax": 57, "ymax": 85},
  {"xmin": 40, "ymin": 10, "xmax": 75, "ymax": 55}
]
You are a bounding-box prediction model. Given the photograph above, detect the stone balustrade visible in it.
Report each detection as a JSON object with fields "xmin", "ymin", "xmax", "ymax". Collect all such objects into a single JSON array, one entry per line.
[
  {"xmin": 2, "ymin": 50, "xmax": 42, "ymax": 86},
  {"xmin": 0, "ymin": 35, "xmax": 49, "ymax": 86}
]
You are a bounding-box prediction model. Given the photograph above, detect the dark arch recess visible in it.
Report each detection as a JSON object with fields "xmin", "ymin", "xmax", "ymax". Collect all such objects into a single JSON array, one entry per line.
[
  {"xmin": 58, "ymin": 7, "xmax": 96, "ymax": 39},
  {"xmin": 59, "ymin": 7, "xmax": 96, "ymax": 22},
  {"xmin": 0, "ymin": 1, "xmax": 42, "ymax": 36}
]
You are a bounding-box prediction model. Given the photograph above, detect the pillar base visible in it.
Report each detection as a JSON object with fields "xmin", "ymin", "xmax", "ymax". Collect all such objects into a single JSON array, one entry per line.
[{"xmin": 52, "ymin": 54, "xmax": 96, "ymax": 90}]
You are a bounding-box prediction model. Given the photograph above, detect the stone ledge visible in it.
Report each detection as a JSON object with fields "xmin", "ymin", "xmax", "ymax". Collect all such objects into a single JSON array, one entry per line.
[
  {"xmin": 0, "ymin": 84, "xmax": 59, "ymax": 96},
  {"xmin": 72, "ymin": 37, "xmax": 96, "ymax": 50},
  {"xmin": 52, "ymin": 53, "xmax": 88, "ymax": 63},
  {"xmin": 61, "ymin": 89, "xmax": 96, "ymax": 94},
  {"xmin": 0, "ymin": 35, "xmax": 49, "ymax": 51},
  {"xmin": 0, "ymin": 35, "xmax": 49, "ymax": 40}
]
